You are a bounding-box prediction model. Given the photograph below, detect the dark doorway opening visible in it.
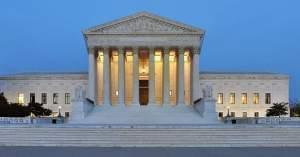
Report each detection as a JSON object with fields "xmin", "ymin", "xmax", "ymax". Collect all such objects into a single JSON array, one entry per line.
[{"xmin": 139, "ymin": 80, "xmax": 149, "ymax": 105}]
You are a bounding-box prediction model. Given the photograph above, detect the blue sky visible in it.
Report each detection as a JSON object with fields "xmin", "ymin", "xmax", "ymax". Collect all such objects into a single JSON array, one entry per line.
[{"xmin": 0, "ymin": 0, "xmax": 299, "ymax": 100}]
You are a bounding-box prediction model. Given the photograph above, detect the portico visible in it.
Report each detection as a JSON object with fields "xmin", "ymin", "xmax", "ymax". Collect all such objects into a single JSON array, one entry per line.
[
  {"xmin": 84, "ymin": 12, "xmax": 204, "ymax": 107},
  {"xmin": 88, "ymin": 46, "xmax": 196, "ymax": 106}
]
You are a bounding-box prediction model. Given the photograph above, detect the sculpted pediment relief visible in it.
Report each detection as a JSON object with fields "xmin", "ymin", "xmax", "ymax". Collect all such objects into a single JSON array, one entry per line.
[{"xmin": 84, "ymin": 12, "xmax": 204, "ymax": 34}]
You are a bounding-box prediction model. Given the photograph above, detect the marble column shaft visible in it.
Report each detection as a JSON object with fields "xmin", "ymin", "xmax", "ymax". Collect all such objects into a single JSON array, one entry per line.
[
  {"xmin": 88, "ymin": 48, "xmax": 96, "ymax": 102},
  {"xmin": 163, "ymin": 48, "xmax": 170, "ymax": 105},
  {"xmin": 178, "ymin": 48, "xmax": 185, "ymax": 105},
  {"xmin": 149, "ymin": 48, "xmax": 155, "ymax": 104},
  {"xmin": 118, "ymin": 48, "xmax": 125, "ymax": 105},
  {"xmin": 103, "ymin": 48, "xmax": 111, "ymax": 105},
  {"xmin": 132, "ymin": 47, "xmax": 139, "ymax": 105}
]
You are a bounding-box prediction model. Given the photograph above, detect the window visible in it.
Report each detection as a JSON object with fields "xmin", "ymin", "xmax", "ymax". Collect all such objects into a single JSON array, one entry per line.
[
  {"xmin": 241, "ymin": 93, "xmax": 248, "ymax": 104},
  {"xmin": 254, "ymin": 112, "xmax": 259, "ymax": 118},
  {"xmin": 65, "ymin": 112, "xmax": 70, "ymax": 117},
  {"xmin": 218, "ymin": 112, "xmax": 223, "ymax": 118},
  {"xmin": 265, "ymin": 93, "xmax": 271, "ymax": 104},
  {"xmin": 41, "ymin": 93, "xmax": 47, "ymax": 104},
  {"xmin": 231, "ymin": 112, "xmax": 235, "ymax": 117},
  {"xmin": 30, "ymin": 93, "xmax": 35, "ymax": 103},
  {"xmin": 253, "ymin": 93, "xmax": 259, "ymax": 104},
  {"xmin": 65, "ymin": 93, "xmax": 70, "ymax": 104},
  {"xmin": 53, "ymin": 93, "xmax": 59, "ymax": 104},
  {"xmin": 229, "ymin": 93, "xmax": 235, "ymax": 104},
  {"xmin": 217, "ymin": 93, "xmax": 224, "ymax": 104},
  {"xmin": 17, "ymin": 93, "xmax": 25, "ymax": 104},
  {"xmin": 242, "ymin": 112, "xmax": 247, "ymax": 118}
]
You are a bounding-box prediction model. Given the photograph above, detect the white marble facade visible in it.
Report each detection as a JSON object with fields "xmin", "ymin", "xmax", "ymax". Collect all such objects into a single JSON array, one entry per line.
[{"xmin": 0, "ymin": 12, "xmax": 290, "ymax": 122}]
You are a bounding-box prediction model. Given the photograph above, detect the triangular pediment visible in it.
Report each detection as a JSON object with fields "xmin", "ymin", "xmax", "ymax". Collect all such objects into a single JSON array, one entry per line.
[{"xmin": 84, "ymin": 12, "xmax": 204, "ymax": 34}]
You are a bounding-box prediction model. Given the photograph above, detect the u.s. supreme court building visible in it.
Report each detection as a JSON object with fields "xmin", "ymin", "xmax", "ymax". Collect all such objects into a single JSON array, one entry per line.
[{"xmin": 0, "ymin": 12, "xmax": 289, "ymax": 124}]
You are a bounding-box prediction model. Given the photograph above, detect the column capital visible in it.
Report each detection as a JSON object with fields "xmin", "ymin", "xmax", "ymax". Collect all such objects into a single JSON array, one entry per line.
[
  {"xmin": 192, "ymin": 46, "xmax": 201, "ymax": 54},
  {"xmin": 88, "ymin": 47, "xmax": 96, "ymax": 54},
  {"xmin": 178, "ymin": 47, "xmax": 185, "ymax": 54},
  {"xmin": 163, "ymin": 47, "xmax": 171, "ymax": 54}
]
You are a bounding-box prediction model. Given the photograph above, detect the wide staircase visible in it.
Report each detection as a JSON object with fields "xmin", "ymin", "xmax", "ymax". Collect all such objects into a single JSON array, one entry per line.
[
  {"xmin": 78, "ymin": 105, "xmax": 215, "ymax": 124},
  {"xmin": 0, "ymin": 126, "xmax": 300, "ymax": 147}
]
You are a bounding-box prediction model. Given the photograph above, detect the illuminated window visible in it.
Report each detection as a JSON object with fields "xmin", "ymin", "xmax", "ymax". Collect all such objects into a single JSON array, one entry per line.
[
  {"xmin": 241, "ymin": 93, "xmax": 247, "ymax": 104},
  {"xmin": 41, "ymin": 93, "xmax": 47, "ymax": 104},
  {"xmin": 53, "ymin": 93, "xmax": 59, "ymax": 104},
  {"xmin": 229, "ymin": 93, "xmax": 235, "ymax": 104},
  {"xmin": 65, "ymin": 93, "xmax": 70, "ymax": 104},
  {"xmin": 265, "ymin": 93, "xmax": 271, "ymax": 104},
  {"xmin": 30, "ymin": 93, "xmax": 35, "ymax": 103},
  {"xmin": 154, "ymin": 51, "xmax": 162, "ymax": 62},
  {"xmin": 253, "ymin": 93, "xmax": 259, "ymax": 104},
  {"xmin": 17, "ymin": 93, "xmax": 25, "ymax": 104},
  {"xmin": 217, "ymin": 93, "xmax": 223, "ymax": 104}
]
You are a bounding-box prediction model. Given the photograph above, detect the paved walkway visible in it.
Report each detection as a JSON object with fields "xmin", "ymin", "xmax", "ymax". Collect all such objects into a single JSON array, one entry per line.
[{"xmin": 0, "ymin": 147, "xmax": 299, "ymax": 157}]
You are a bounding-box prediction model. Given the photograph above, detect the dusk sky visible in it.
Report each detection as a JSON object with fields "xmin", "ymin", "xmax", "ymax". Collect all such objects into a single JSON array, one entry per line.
[{"xmin": 0, "ymin": 0, "xmax": 299, "ymax": 100}]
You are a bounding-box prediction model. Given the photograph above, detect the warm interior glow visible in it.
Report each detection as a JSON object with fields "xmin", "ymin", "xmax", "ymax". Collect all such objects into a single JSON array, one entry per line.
[
  {"xmin": 115, "ymin": 90, "xmax": 119, "ymax": 96},
  {"xmin": 126, "ymin": 51, "xmax": 133, "ymax": 62},
  {"xmin": 112, "ymin": 51, "xmax": 118, "ymax": 62},
  {"xmin": 169, "ymin": 90, "xmax": 172, "ymax": 96},
  {"xmin": 184, "ymin": 51, "xmax": 190, "ymax": 62},
  {"xmin": 18, "ymin": 93, "xmax": 24, "ymax": 104},
  {"xmin": 229, "ymin": 93, "xmax": 235, "ymax": 104},
  {"xmin": 97, "ymin": 51, "xmax": 104, "ymax": 62},
  {"xmin": 217, "ymin": 93, "xmax": 223, "ymax": 104},
  {"xmin": 242, "ymin": 93, "xmax": 247, "ymax": 104},
  {"xmin": 154, "ymin": 51, "xmax": 162, "ymax": 62},
  {"xmin": 169, "ymin": 51, "xmax": 176, "ymax": 62}
]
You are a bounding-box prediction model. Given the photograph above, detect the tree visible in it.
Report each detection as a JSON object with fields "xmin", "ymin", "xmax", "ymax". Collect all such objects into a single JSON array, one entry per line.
[
  {"xmin": 266, "ymin": 102, "xmax": 289, "ymax": 117},
  {"xmin": 293, "ymin": 103, "xmax": 300, "ymax": 117},
  {"xmin": 0, "ymin": 92, "xmax": 8, "ymax": 105},
  {"xmin": 27, "ymin": 102, "xmax": 52, "ymax": 117},
  {"xmin": 0, "ymin": 93, "xmax": 52, "ymax": 117}
]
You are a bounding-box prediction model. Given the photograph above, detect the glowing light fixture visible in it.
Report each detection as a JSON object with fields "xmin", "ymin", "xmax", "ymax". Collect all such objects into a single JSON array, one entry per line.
[
  {"xmin": 154, "ymin": 51, "xmax": 162, "ymax": 62},
  {"xmin": 97, "ymin": 52, "xmax": 104, "ymax": 62},
  {"xmin": 169, "ymin": 90, "xmax": 172, "ymax": 96},
  {"xmin": 115, "ymin": 90, "xmax": 119, "ymax": 96}
]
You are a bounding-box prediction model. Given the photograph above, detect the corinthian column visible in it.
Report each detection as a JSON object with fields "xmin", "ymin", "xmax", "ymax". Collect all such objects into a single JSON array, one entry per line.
[
  {"xmin": 148, "ymin": 47, "xmax": 155, "ymax": 105},
  {"xmin": 132, "ymin": 47, "xmax": 139, "ymax": 105},
  {"xmin": 103, "ymin": 47, "xmax": 111, "ymax": 105},
  {"xmin": 192, "ymin": 47, "xmax": 201, "ymax": 103},
  {"xmin": 118, "ymin": 47, "xmax": 125, "ymax": 105},
  {"xmin": 163, "ymin": 47, "xmax": 170, "ymax": 105},
  {"xmin": 178, "ymin": 48, "xmax": 185, "ymax": 105},
  {"xmin": 88, "ymin": 48, "xmax": 96, "ymax": 103}
]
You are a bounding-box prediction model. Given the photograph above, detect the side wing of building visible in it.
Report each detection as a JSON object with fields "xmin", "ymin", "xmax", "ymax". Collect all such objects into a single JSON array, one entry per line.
[
  {"xmin": 199, "ymin": 72, "xmax": 289, "ymax": 118},
  {"xmin": 0, "ymin": 73, "xmax": 88, "ymax": 117}
]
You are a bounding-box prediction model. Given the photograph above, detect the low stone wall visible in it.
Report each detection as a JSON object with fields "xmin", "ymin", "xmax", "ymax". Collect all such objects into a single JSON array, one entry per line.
[
  {"xmin": 0, "ymin": 117, "xmax": 31, "ymax": 124},
  {"xmin": 226, "ymin": 117, "xmax": 300, "ymax": 125}
]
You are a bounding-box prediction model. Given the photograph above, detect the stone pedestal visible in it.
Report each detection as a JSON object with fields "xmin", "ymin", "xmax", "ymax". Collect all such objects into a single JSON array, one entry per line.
[{"xmin": 194, "ymin": 98, "xmax": 218, "ymax": 123}]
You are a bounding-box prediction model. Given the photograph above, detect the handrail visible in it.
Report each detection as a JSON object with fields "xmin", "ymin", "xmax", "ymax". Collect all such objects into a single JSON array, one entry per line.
[
  {"xmin": 193, "ymin": 98, "xmax": 202, "ymax": 105},
  {"xmin": 85, "ymin": 98, "xmax": 94, "ymax": 105}
]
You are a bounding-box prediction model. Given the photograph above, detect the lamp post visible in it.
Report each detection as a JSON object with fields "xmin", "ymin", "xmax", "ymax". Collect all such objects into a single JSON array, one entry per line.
[
  {"xmin": 58, "ymin": 106, "xmax": 62, "ymax": 117},
  {"xmin": 226, "ymin": 106, "xmax": 231, "ymax": 118}
]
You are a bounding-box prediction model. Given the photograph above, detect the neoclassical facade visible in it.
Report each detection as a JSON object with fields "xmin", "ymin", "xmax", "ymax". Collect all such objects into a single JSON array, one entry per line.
[
  {"xmin": 0, "ymin": 12, "xmax": 289, "ymax": 124},
  {"xmin": 84, "ymin": 12, "xmax": 203, "ymax": 107}
]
